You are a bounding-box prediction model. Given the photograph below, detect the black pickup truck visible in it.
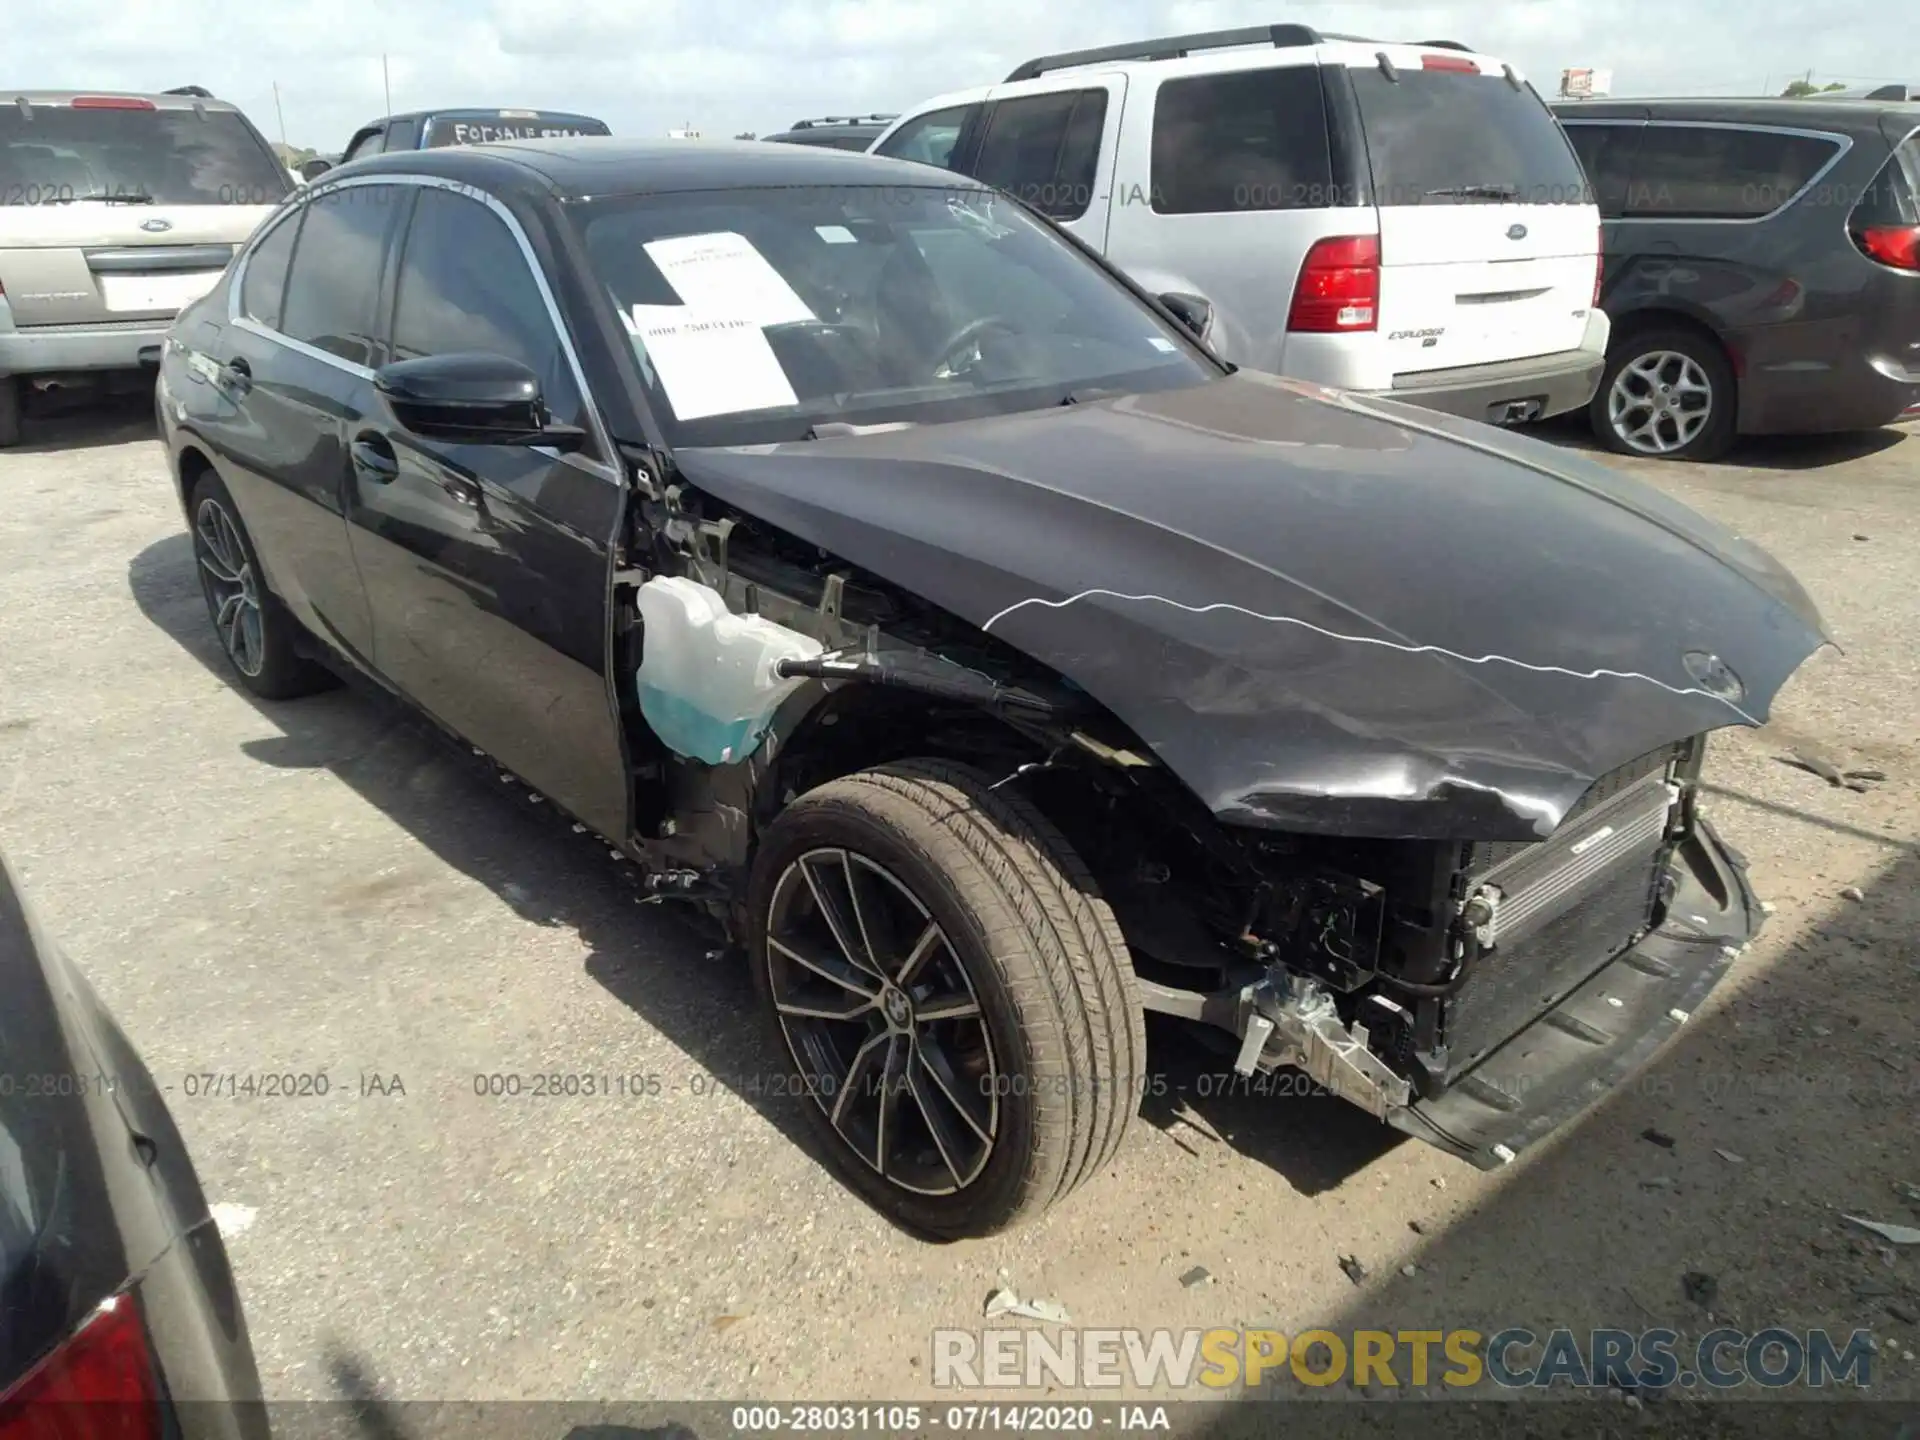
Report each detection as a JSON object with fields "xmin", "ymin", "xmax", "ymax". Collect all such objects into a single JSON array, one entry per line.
[{"xmin": 301, "ymin": 107, "xmax": 610, "ymax": 178}]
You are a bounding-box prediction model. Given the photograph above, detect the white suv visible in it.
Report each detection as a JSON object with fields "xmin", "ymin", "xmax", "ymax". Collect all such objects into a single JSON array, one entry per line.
[
  {"xmin": 872, "ymin": 23, "xmax": 1609, "ymax": 425},
  {"xmin": 0, "ymin": 88, "xmax": 292, "ymax": 445}
]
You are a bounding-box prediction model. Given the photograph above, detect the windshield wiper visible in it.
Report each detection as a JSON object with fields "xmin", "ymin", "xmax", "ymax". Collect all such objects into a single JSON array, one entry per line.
[
  {"xmin": 1425, "ymin": 184, "xmax": 1519, "ymax": 201},
  {"xmin": 1059, "ymin": 387, "xmax": 1122, "ymax": 406}
]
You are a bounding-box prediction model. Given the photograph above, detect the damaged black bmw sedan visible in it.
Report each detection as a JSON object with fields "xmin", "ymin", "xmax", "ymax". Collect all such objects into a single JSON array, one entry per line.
[{"xmin": 156, "ymin": 140, "xmax": 1827, "ymax": 1237}]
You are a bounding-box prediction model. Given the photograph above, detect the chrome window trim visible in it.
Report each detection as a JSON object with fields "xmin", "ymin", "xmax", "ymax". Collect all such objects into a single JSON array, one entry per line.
[
  {"xmin": 231, "ymin": 314, "xmax": 377, "ymax": 378},
  {"xmin": 227, "ymin": 171, "xmax": 620, "ymax": 484},
  {"xmin": 232, "ymin": 200, "xmax": 306, "ymax": 328},
  {"xmin": 1559, "ymin": 118, "xmax": 1855, "ymax": 225}
]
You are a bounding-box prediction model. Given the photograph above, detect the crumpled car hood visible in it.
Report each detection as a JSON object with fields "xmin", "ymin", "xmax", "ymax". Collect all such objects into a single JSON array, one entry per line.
[{"xmin": 673, "ymin": 371, "xmax": 1830, "ymax": 840}]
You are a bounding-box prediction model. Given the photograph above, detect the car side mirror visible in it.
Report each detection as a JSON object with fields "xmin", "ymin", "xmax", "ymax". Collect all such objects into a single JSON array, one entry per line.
[
  {"xmin": 299, "ymin": 158, "xmax": 333, "ymax": 181},
  {"xmin": 1158, "ymin": 292, "xmax": 1213, "ymax": 341},
  {"xmin": 374, "ymin": 353, "xmax": 586, "ymax": 450}
]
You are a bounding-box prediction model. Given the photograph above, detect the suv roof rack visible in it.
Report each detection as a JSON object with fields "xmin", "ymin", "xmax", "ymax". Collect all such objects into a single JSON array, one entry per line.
[
  {"xmin": 1005, "ymin": 23, "xmax": 1325, "ymax": 82},
  {"xmin": 1003, "ymin": 24, "xmax": 1477, "ymax": 82},
  {"xmin": 788, "ymin": 113, "xmax": 898, "ymax": 129}
]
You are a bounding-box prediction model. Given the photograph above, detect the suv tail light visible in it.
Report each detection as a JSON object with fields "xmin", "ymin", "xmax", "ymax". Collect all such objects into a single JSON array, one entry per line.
[
  {"xmin": 0, "ymin": 1294, "xmax": 162, "ymax": 1440},
  {"xmin": 1852, "ymin": 224, "xmax": 1920, "ymax": 271},
  {"xmin": 1288, "ymin": 235, "xmax": 1380, "ymax": 333},
  {"xmin": 70, "ymin": 97, "xmax": 157, "ymax": 111},
  {"xmin": 1593, "ymin": 233, "xmax": 1604, "ymax": 305}
]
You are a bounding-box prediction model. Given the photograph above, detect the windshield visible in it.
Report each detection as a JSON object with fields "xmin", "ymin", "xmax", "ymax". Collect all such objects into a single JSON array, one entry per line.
[
  {"xmin": 1350, "ymin": 68, "xmax": 1589, "ymax": 206},
  {"xmin": 0, "ymin": 106, "xmax": 291, "ymax": 207},
  {"xmin": 577, "ymin": 184, "xmax": 1217, "ymax": 446},
  {"xmin": 424, "ymin": 114, "xmax": 611, "ymax": 146}
]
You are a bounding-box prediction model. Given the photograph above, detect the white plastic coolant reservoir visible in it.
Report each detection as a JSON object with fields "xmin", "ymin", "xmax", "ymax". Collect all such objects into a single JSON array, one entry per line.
[{"xmin": 635, "ymin": 577, "xmax": 825, "ymax": 765}]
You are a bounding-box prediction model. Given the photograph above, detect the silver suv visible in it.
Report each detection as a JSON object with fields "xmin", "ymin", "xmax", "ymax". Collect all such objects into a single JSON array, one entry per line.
[{"xmin": 0, "ymin": 88, "xmax": 292, "ymax": 444}]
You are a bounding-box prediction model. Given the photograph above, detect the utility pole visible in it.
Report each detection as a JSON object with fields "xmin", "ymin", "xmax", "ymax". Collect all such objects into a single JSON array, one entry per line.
[
  {"xmin": 272, "ymin": 81, "xmax": 287, "ymax": 147},
  {"xmin": 383, "ymin": 54, "xmax": 393, "ymax": 116}
]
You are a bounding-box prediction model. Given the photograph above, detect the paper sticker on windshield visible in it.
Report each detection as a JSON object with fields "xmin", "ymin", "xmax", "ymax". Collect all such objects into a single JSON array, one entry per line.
[
  {"xmin": 641, "ymin": 232, "xmax": 816, "ymax": 326},
  {"xmin": 815, "ymin": 225, "xmax": 858, "ymax": 245},
  {"xmin": 1147, "ymin": 337, "xmax": 1178, "ymax": 352},
  {"xmin": 624, "ymin": 306, "xmax": 797, "ymax": 420}
]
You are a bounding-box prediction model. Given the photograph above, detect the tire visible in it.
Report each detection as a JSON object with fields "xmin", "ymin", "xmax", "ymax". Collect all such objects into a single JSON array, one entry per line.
[
  {"xmin": 748, "ymin": 758, "xmax": 1145, "ymax": 1238},
  {"xmin": 187, "ymin": 471, "xmax": 336, "ymax": 700},
  {"xmin": 0, "ymin": 377, "xmax": 20, "ymax": 448},
  {"xmin": 1590, "ymin": 325, "xmax": 1736, "ymax": 461}
]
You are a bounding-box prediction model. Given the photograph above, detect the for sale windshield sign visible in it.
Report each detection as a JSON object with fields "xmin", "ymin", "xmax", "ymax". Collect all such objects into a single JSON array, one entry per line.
[{"xmin": 426, "ymin": 115, "xmax": 610, "ymax": 146}]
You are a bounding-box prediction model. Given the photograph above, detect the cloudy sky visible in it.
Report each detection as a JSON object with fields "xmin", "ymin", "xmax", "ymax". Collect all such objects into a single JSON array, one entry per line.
[{"xmin": 15, "ymin": 0, "xmax": 1912, "ymax": 148}]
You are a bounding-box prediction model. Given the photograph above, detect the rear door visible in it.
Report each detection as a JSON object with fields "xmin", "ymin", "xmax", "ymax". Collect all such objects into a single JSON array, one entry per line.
[
  {"xmin": 967, "ymin": 76, "xmax": 1127, "ymax": 248},
  {"xmin": 0, "ymin": 97, "xmax": 290, "ymax": 331},
  {"xmin": 1346, "ymin": 50, "xmax": 1599, "ymax": 376},
  {"xmin": 1102, "ymin": 58, "xmax": 1352, "ymax": 373},
  {"xmin": 216, "ymin": 182, "xmax": 408, "ymax": 662}
]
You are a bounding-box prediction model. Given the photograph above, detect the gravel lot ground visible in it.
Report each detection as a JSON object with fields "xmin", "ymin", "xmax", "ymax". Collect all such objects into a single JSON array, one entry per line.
[{"xmin": 1, "ymin": 395, "xmax": 1915, "ymax": 1428}]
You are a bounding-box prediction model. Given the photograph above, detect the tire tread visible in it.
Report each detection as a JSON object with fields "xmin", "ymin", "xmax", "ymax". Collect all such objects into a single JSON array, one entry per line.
[{"xmin": 766, "ymin": 759, "xmax": 1144, "ymax": 1235}]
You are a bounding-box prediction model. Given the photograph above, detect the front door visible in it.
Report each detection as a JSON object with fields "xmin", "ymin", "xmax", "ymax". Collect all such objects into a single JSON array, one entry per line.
[
  {"xmin": 967, "ymin": 76, "xmax": 1127, "ymax": 249},
  {"xmin": 344, "ymin": 182, "xmax": 630, "ymax": 841}
]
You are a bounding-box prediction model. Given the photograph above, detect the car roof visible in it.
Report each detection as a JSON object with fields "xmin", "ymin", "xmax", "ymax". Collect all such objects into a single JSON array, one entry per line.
[
  {"xmin": 887, "ymin": 36, "xmax": 1519, "ymax": 114},
  {"xmin": 335, "ymin": 137, "xmax": 980, "ymax": 199},
  {"xmin": 999, "ymin": 25, "xmax": 1506, "ymax": 85},
  {"xmin": 5, "ymin": 89, "xmax": 247, "ymax": 113},
  {"xmin": 1553, "ymin": 96, "xmax": 1920, "ymax": 131},
  {"xmin": 361, "ymin": 107, "xmax": 609, "ymax": 126}
]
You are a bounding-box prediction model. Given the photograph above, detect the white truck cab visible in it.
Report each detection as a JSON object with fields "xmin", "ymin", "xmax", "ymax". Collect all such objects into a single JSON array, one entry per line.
[{"xmin": 872, "ymin": 23, "xmax": 1610, "ymax": 425}]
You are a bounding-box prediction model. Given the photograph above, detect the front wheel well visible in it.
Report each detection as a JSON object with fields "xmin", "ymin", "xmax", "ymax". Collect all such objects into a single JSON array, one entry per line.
[
  {"xmin": 768, "ymin": 686, "xmax": 1053, "ymax": 821},
  {"xmin": 762, "ymin": 685, "xmax": 1148, "ymax": 891}
]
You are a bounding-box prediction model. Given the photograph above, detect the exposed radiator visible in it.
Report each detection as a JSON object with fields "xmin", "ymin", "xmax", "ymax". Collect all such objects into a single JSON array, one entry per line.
[
  {"xmin": 1472, "ymin": 769, "xmax": 1677, "ymax": 951},
  {"xmin": 1442, "ymin": 746, "xmax": 1683, "ymax": 1075}
]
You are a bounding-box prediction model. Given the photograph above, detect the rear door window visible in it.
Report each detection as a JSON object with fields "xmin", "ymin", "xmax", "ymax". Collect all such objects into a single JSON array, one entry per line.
[
  {"xmin": 0, "ymin": 104, "xmax": 291, "ymax": 207},
  {"xmin": 1150, "ymin": 66, "xmax": 1334, "ymax": 214},
  {"xmin": 873, "ymin": 105, "xmax": 980, "ymax": 171},
  {"xmin": 240, "ymin": 208, "xmax": 302, "ymax": 328},
  {"xmin": 1349, "ymin": 68, "xmax": 1588, "ymax": 207},
  {"xmin": 279, "ymin": 184, "xmax": 404, "ymax": 366},
  {"xmin": 971, "ymin": 90, "xmax": 1107, "ymax": 221},
  {"xmin": 1625, "ymin": 125, "xmax": 1841, "ymax": 219},
  {"xmin": 1564, "ymin": 122, "xmax": 1641, "ymax": 218}
]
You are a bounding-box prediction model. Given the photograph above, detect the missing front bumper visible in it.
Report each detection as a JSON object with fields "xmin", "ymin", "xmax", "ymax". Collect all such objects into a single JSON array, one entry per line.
[{"xmin": 1388, "ymin": 816, "xmax": 1762, "ymax": 1168}]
